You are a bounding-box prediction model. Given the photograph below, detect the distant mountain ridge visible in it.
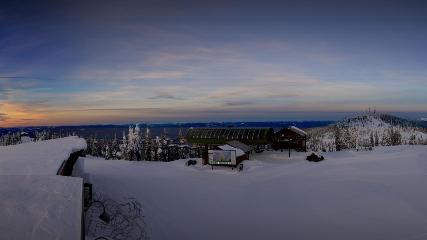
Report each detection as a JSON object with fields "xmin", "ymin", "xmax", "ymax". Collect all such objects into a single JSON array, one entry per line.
[
  {"xmin": 307, "ymin": 113, "xmax": 427, "ymax": 152},
  {"xmin": 1, "ymin": 121, "xmax": 334, "ymax": 140}
]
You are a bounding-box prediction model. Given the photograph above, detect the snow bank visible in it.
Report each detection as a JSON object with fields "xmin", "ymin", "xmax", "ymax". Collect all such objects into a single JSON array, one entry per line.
[
  {"xmin": 0, "ymin": 136, "xmax": 87, "ymax": 175},
  {"xmin": 77, "ymin": 145, "xmax": 427, "ymax": 240}
]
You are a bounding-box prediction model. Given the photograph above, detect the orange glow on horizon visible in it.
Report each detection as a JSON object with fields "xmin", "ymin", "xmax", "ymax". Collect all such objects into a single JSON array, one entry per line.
[{"xmin": 0, "ymin": 103, "xmax": 47, "ymax": 127}]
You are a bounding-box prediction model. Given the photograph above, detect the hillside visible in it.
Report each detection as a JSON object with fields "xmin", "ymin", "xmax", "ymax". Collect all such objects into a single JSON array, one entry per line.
[{"xmin": 307, "ymin": 113, "xmax": 427, "ymax": 152}]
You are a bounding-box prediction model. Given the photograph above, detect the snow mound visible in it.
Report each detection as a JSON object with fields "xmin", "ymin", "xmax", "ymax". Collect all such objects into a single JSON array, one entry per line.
[{"xmin": 0, "ymin": 136, "xmax": 87, "ymax": 175}]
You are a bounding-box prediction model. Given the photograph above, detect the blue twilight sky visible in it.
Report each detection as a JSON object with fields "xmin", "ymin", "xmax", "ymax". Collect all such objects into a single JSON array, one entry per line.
[{"xmin": 0, "ymin": 0, "xmax": 426, "ymax": 126}]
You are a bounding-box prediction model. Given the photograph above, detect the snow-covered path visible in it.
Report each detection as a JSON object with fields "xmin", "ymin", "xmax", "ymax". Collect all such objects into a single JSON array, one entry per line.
[{"xmin": 77, "ymin": 145, "xmax": 427, "ymax": 240}]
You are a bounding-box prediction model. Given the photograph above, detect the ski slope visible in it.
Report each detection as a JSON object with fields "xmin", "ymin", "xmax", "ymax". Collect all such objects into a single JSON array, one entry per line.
[{"xmin": 76, "ymin": 145, "xmax": 427, "ymax": 240}]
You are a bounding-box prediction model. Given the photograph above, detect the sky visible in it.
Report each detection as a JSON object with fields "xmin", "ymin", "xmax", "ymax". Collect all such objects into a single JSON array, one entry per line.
[{"xmin": 0, "ymin": 0, "xmax": 426, "ymax": 127}]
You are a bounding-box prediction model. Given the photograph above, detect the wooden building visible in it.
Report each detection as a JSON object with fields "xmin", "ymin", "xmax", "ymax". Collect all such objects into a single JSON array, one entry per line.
[
  {"xmin": 187, "ymin": 128, "xmax": 273, "ymax": 165},
  {"xmin": 273, "ymin": 126, "xmax": 307, "ymax": 151},
  {"xmin": 207, "ymin": 140, "xmax": 252, "ymax": 166}
]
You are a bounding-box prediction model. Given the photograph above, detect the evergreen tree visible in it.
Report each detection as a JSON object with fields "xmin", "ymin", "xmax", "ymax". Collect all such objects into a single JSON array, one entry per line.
[
  {"xmin": 370, "ymin": 132, "xmax": 375, "ymax": 147},
  {"xmin": 333, "ymin": 126, "xmax": 343, "ymax": 151},
  {"xmin": 374, "ymin": 131, "xmax": 379, "ymax": 146},
  {"xmin": 120, "ymin": 131, "xmax": 129, "ymax": 159}
]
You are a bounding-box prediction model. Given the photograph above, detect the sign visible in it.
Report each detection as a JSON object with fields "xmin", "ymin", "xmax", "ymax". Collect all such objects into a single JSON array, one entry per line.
[{"xmin": 208, "ymin": 150, "xmax": 237, "ymax": 165}]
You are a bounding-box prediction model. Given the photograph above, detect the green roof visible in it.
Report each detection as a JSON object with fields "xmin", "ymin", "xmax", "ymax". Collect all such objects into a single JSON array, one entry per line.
[{"xmin": 186, "ymin": 128, "xmax": 274, "ymax": 145}]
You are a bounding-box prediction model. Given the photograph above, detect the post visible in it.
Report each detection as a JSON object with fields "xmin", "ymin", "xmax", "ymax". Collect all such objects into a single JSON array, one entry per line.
[
  {"xmin": 304, "ymin": 139, "xmax": 307, "ymax": 152},
  {"xmin": 203, "ymin": 144, "xmax": 209, "ymax": 165},
  {"xmin": 288, "ymin": 147, "xmax": 291, "ymax": 158}
]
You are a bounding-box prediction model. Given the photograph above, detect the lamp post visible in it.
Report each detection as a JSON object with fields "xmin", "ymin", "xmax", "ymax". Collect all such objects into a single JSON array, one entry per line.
[{"xmin": 283, "ymin": 138, "xmax": 293, "ymax": 158}]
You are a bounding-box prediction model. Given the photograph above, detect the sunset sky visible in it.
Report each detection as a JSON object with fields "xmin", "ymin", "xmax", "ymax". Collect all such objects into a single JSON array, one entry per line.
[{"xmin": 1, "ymin": 0, "xmax": 426, "ymax": 127}]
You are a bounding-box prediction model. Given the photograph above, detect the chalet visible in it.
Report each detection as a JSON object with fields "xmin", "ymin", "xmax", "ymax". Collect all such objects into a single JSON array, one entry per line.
[
  {"xmin": 187, "ymin": 128, "xmax": 273, "ymax": 165},
  {"xmin": 208, "ymin": 140, "xmax": 251, "ymax": 166},
  {"xmin": 273, "ymin": 126, "xmax": 307, "ymax": 151}
]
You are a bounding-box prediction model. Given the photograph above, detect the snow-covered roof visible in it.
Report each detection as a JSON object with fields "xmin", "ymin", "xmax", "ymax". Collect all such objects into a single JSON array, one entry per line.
[
  {"xmin": 0, "ymin": 136, "xmax": 87, "ymax": 175},
  {"xmin": 0, "ymin": 137, "xmax": 86, "ymax": 239},
  {"xmin": 227, "ymin": 140, "xmax": 251, "ymax": 153},
  {"xmin": 288, "ymin": 126, "xmax": 307, "ymax": 136},
  {"xmin": 218, "ymin": 144, "xmax": 245, "ymax": 157},
  {"xmin": 0, "ymin": 175, "xmax": 83, "ymax": 240}
]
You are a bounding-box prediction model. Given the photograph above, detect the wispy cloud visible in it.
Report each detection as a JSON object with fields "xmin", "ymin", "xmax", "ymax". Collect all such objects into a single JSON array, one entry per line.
[
  {"xmin": 222, "ymin": 100, "xmax": 255, "ymax": 106},
  {"xmin": 0, "ymin": 3, "xmax": 426, "ymax": 127},
  {"xmin": 0, "ymin": 112, "xmax": 8, "ymax": 122}
]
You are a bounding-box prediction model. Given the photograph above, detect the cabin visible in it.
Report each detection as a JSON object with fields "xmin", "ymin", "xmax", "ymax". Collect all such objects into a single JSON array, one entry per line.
[
  {"xmin": 273, "ymin": 126, "xmax": 307, "ymax": 151},
  {"xmin": 208, "ymin": 140, "xmax": 251, "ymax": 166}
]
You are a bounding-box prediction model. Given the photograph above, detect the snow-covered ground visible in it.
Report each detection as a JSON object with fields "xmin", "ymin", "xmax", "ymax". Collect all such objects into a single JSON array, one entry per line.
[{"xmin": 76, "ymin": 146, "xmax": 427, "ymax": 240}]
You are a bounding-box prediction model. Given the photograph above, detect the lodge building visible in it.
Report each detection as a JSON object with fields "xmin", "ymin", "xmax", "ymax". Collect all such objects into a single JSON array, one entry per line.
[
  {"xmin": 186, "ymin": 126, "xmax": 307, "ymax": 166},
  {"xmin": 272, "ymin": 126, "xmax": 307, "ymax": 151}
]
